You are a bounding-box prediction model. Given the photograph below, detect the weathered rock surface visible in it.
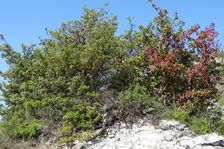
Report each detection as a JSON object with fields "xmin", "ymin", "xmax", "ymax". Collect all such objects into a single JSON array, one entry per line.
[{"xmin": 80, "ymin": 119, "xmax": 224, "ymax": 149}]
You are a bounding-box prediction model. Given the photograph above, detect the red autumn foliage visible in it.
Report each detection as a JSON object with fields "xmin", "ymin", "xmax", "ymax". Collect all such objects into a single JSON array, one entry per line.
[{"xmin": 143, "ymin": 23, "xmax": 220, "ymax": 111}]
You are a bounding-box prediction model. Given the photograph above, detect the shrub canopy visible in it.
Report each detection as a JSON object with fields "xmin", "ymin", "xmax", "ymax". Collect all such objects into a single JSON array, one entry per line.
[{"xmin": 0, "ymin": 3, "xmax": 221, "ymax": 141}]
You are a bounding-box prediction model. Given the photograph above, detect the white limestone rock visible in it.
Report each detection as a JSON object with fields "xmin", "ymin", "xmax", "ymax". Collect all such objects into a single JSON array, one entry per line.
[{"xmin": 83, "ymin": 119, "xmax": 224, "ymax": 149}]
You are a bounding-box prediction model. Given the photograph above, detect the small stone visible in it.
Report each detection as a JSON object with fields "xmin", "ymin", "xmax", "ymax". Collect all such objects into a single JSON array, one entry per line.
[{"xmin": 159, "ymin": 120, "xmax": 183, "ymax": 130}]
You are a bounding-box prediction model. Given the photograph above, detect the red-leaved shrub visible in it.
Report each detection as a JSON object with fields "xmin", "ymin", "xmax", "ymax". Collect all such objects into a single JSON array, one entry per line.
[{"xmin": 142, "ymin": 6, "xmax": 220, "ymax": 112}]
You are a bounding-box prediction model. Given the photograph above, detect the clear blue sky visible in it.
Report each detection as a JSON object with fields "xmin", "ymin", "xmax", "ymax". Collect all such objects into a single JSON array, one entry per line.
[{"xmin": 0, "ymin": 0, "xmax": 223, "ymax": 72}]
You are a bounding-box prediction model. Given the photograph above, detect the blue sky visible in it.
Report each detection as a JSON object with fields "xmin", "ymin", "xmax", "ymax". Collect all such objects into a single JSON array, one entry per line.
[{"xmin": 0, "ymin": 0, "xmax": 223, "ymax": 72}]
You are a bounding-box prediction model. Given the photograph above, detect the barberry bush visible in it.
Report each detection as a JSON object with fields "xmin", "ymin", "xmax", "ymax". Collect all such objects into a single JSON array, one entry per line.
[{"xmin": 140, "ymin": 3, "xmax": 220, "ymax": 113}]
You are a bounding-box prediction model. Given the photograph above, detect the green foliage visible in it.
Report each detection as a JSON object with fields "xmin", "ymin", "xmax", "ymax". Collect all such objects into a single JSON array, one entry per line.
[
  {"xmin": 0, "ymin": 6, "xmax": 117, "ymax": 140},
  {"xmin": 160, "ymin": 108, "xmax": 189, "ymax": 123},
  {"xmin": 117, "ymin": 85, "xmax": 159, "ymax": 123},
  {"xmin": 217, "ymin": 51, "xmax": 224, "ymax": 82},
  {"xmin": 58, "ymin": 137, "xmax": 74, "ymax": 144},
  {"xmin": 172, "ymin": 110, "xmax": 189, "ymax": 123},
  {"xmin": 159, "ymin": 103, "xmax": 224, "ymax": 135},
  {"xmin": 58, "ymin": 130, "xmax": 94, "ymax": 144},
  {"xmin": 189, "ymin": 116, "xmax": 214, "ymax": 134},
  {"xmin": 219, "ymin": 97, "xmax": 224, "ymax": 106},
  {"xmin": 61, "ymin": 101, "xmax": 102, "ymax": 136},
  {"xmin": 1, "ymin": 118, "xmax": 42, "ymax": 139},
  {"xmin": 216, "ymin": 120, "xmax": 224, "ymax": 135},
  {"xmin": 17, "ymin": 119, "xmax": 42, "ymax": 139},
  {"xmin": 0, "ymin": 1, "xmax": 222, "ymax": 145},
  {"xmin": 0, "ymin": 123, "xmax": 8, "ymax": 146}
]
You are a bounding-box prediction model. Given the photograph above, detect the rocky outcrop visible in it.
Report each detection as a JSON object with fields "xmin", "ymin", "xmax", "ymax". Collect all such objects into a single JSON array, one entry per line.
[{"xmin": 80, "ymin": 119, "xmax": 224, "ymax": 149}]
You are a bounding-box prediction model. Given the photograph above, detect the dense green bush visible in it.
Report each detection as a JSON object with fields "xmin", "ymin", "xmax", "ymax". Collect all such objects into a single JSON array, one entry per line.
[{"xmin": 0, "ymin": 6, "xmax": 124, "ymax": 141}]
